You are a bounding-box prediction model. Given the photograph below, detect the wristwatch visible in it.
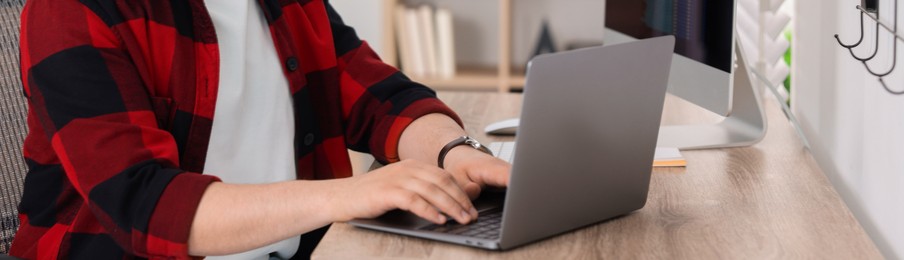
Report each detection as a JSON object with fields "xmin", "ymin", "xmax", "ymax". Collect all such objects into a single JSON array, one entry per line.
[{"xmin": 438, "ymin": 136, "xmax": 493, "ymax": 169}]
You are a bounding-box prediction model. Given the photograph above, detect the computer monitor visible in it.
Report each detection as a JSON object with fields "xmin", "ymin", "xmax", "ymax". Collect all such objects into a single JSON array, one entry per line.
[
  {"xmin": 603, "ymin": 0, "xmax": 767, "ymax": 149},
  {"xmin": 605, "ymin": 0, "xmax": 733, "ymax": 116}
]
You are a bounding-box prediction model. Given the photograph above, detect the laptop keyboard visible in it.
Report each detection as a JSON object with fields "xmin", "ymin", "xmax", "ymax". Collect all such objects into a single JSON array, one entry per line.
[
  {"xmin": 422, "ymin": 207, "xmax": 503, "ymax": 240},
  {"xmin": 487, "ymin": 142, "xmax": 516, "ymax": 163},
  {"xmin": 425, "ymin": 142, "xmax": 510, "ymax": 240}
]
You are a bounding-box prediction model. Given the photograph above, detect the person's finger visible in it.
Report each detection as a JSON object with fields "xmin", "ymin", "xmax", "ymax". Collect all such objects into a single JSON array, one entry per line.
[
  {"xmin": 393, "ymin": 191, "xmax": 446, "ymax": 224},
  {"xmin": 468, "ymin": 160, "xmax": 511, "ymax": 188},
  {"xmin": 405, "ymin": 178, "xmax": 473, "ymax": 224},
  {"xmin": 462, "ymin": 182, "xmax": 482, "ymax": 201},
  {"xmin": 442, "ymin": 165, "xmax": 482, "ymax": 207},
  {"xmin": 448, "ymin": 168, "xmax": 476, "ymax": 193},
  {"xmin": 416, "ymin": 168, "xmax": 475, "ymax": 215}
]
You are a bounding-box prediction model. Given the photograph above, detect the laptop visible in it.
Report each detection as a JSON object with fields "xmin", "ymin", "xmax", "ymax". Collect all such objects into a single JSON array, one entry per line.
[{"xmin": 348, "ymin": 36, "xmax": 676, "ymax": 250}]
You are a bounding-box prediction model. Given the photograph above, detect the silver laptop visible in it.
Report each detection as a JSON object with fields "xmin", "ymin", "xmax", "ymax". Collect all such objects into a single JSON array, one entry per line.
[{"xmin": 348, "ymin": 36, "xmax": 675, "ymax": 250}]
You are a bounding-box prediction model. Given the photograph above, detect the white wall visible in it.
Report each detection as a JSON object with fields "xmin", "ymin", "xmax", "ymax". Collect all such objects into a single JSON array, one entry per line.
[
  {"xmin": 329, "ymin": 1, "xmax": 386, "ymax": 56},
  {"xmin": 794, "ymin": 0, "xmax": 904, "ymax": 258}
]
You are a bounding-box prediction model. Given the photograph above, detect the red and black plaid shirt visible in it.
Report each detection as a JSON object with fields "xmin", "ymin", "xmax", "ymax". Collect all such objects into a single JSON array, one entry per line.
[{"xmin": 10, "ymin": 0, "xmax": 460, "ymax": 258}]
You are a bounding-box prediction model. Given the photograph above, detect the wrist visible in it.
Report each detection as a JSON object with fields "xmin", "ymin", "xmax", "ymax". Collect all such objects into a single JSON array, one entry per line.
[
  {"xmin": 312, "ymin": 178, "xmax": 352, "ymax": 222},
  {"xmin": 443, "ymin": 145, "xmax": 490, "ymax": 174},
  {"xmin": 438, "ymin": 136, "xmax": 492, "ymax": 169}
]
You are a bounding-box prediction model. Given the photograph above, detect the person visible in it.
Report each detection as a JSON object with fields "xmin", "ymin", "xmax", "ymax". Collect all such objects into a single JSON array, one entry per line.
[{"xmin": 9, "ymin": 0, "xmax": 510, "ymax": 259}]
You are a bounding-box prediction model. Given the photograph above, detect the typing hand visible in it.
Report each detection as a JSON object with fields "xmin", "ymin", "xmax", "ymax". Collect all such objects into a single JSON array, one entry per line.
[
  {"xmin": 330, "ymin": 159, "xmax": 478, "ymax": 224},
  {"xmin": 442, "ymin": 146, "xmax": 512, "ymax": 200}
]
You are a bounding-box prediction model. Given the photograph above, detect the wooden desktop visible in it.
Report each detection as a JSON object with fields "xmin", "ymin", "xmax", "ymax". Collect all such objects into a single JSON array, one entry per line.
[{"xmin": 312, "ymin": 92, "xmax": 883, "ymax": 259}]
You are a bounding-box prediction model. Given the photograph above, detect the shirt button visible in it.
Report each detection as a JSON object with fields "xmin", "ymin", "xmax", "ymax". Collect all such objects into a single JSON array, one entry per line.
[
  {"xmin": 286, "ymin": 57, "xmax": 299, "ymax": 72},
  {"xmin": 304, "ymin": 133, "xmax": 315, "ymax": 146}
]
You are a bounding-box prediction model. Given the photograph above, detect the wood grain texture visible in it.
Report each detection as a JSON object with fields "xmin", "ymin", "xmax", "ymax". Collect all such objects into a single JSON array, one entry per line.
[{"xmin": 317, "ymin": 92, "xmax": 883, "ymax": 259}]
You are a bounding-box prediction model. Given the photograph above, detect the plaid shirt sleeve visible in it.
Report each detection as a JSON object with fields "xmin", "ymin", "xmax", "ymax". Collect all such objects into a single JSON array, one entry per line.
[
  {"xmin": 323, "ymin": 3, "xmax": 463, "ymax": 164},
  {"xmin": 14, "ymin": 0, "xmax": 219, "ymax": 258}
]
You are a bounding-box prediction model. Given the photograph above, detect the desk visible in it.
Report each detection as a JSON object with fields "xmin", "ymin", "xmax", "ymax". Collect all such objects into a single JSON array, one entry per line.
[{"xmin": 313, "ymin": 92, "xmax": 883, "ymax": 259}]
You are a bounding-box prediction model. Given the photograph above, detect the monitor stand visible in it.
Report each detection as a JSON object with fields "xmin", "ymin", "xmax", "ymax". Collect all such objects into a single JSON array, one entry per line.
[{"xmin": 656, "ymin": 45, "xmax": 766, "ymax": 150}]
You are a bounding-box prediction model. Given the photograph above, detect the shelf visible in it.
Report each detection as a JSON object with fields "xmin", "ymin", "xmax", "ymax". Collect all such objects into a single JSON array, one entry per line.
[
  {"xmin": 383, "ymin": 0, "xmax": 518, "ymax": 92},
  {"xmin": 411, "ymin": 67, "xmax": 525, "ymax": 91}
]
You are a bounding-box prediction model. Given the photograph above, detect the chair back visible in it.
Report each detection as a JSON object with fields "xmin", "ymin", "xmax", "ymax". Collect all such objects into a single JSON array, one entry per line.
[{"xmin": 0, "ymin": 0, "xmax": 28, "ymax": 254}]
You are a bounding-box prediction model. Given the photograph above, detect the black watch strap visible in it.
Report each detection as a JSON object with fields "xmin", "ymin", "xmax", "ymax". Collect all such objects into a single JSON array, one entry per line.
[{"xmin": 438, "ymin": 136, "xmax": 493, "ymax": 169}]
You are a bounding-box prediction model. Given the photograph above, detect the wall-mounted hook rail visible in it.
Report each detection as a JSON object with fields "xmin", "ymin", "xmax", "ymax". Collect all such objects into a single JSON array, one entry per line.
[
  {"xmin": 835, "ymin": 7, "xmax": 882, "ymax": 61},
  {"xmin": 835, "ymin": 1, "xmax": 904, "ymax": 95}
]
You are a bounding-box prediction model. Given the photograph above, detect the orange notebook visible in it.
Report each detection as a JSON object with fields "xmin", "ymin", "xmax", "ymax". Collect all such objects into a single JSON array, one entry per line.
[{"xmin": 654, "ymin": 147, "xmax": 686, "ymax": 167}]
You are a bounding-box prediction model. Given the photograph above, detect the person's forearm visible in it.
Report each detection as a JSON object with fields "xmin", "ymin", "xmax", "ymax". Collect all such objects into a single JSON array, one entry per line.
[
  {"xmin": 187, "ymin": 113, "xmax": 474, "ymax": 256},
  {"xmin": 398, "ymin": 113, "xmax": 510, "ymax": 197},
  {"xmin": 398, "ymin": 113, "xmax": 467, "ymax": 165},
  {"xmin": 187, "ymin": 180, "xmax": 338, "ymax": 256}
]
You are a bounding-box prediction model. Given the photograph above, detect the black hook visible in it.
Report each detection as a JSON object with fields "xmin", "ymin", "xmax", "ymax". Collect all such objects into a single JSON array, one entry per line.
[
  {"xmin": 835, "ymin": 6, "xmax": 868, "ymax": 48},
  {"xmin": 860, "ymin": 0, "xmax": 898, "ymax": 78},
  {"xmin": 836, "ymin": 6, "xmax": 882, "ymax": 61},
  {"xmin": 879, "ymin": 77, "xmax": 904, "ymax": 94},
  {"xmin": 862, "ymin": 38, "xmax": 897, "ymax": 77},
  {"xmin": 875, "ymin": 0, "xmax": 903, "ymax": 95}
]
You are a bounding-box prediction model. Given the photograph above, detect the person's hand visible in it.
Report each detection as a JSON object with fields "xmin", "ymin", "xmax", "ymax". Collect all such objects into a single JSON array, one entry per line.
[
  {"xmin": 442, "ymin": 146, "xmax": 512, "ymax": 200},
  {"xmin": 329, "ymin": 159, "xmax": 479, "ymax": 225}
]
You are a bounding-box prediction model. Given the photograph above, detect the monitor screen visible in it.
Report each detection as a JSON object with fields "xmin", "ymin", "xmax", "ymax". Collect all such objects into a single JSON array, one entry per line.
[{"xmin": 605, "ymin": 0, "xmax": 734, "ymax": 73}]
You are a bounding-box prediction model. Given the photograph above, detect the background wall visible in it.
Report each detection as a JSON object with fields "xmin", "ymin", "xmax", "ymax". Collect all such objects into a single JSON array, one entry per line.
[
  {"xmin": 331, "ymin": 0, "xmax": 605, "ymax": 67},
  {"xmin": 794, "ymin": 0, "xmax": 904, "ymax": 258},
  {"xmin": 329, "ymin": 1, "xmax": 386, "ymax": 55}
]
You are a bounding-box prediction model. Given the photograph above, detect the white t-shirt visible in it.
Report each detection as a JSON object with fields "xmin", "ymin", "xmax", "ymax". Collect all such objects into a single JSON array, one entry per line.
[{"xmin": 203, "ymin": 0, "xmax": 299, "ymax": 259}]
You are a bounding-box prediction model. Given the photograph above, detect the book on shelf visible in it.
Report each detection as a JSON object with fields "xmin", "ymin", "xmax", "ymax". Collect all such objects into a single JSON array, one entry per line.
[
  {"xmin": 394, "ymin": 5, "xmax": 457, "ymax": 79},
  {"xmin": 403, "ymin": 8, "xmax": 426, "ymax": 77},
  {"xmin": 394, "ymin": 6, "xmax": 415, "ymax": 76},
  {"xmin": 417, "ymin": 5, "xmax": 439, "ymax": 77},
  {"xmin": 435, "ymin": 8, "xmax": 456, "ymax": 79}
]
